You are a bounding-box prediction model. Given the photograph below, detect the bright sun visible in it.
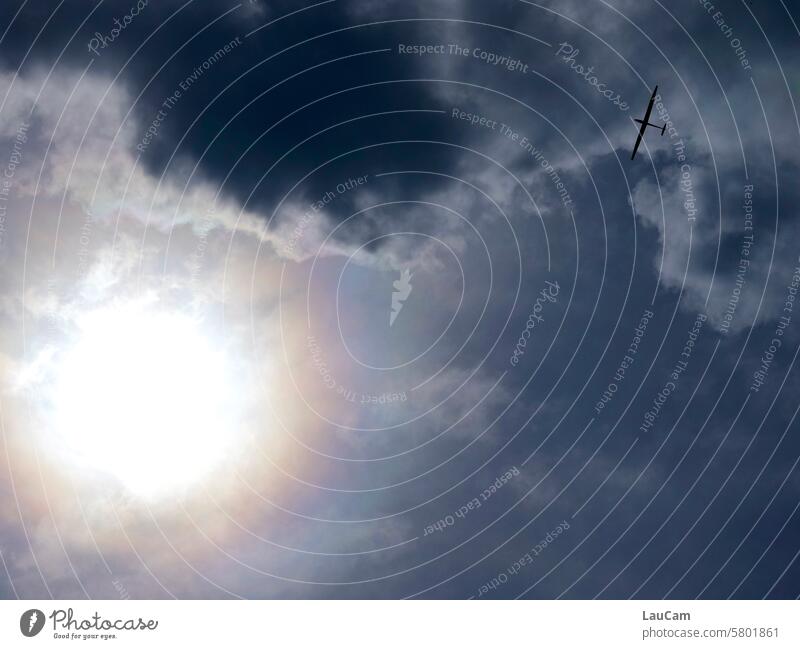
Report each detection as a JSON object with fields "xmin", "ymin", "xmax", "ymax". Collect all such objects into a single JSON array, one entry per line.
[{"xmin": 49, "ymin": 300, "xmax": 236, "ymax": 498}]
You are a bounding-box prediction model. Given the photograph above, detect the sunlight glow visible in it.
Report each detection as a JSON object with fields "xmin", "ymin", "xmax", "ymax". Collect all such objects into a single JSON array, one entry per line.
[{"xmin": 50, "ymin": 300, "xmax": 237, "ymax": 498}]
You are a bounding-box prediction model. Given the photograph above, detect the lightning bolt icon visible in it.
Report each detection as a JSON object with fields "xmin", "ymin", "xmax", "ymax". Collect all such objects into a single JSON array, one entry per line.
[
  {"xmin": 28, "ymin": 611, "xmax": 37, "ymax": 632},
  {"xmin": 390, "ymin": 268, "xmax": 413, "ymax": 326}
]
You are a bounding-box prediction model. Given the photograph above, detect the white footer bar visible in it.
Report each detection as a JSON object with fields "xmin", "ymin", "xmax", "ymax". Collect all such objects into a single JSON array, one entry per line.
[{"xmin": 1, "ymin": 600, "xmax": 797, "ymax": 648}]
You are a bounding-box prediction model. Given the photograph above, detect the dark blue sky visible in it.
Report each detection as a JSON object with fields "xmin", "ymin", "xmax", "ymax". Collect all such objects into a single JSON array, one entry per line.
[{"xmin": 0, "ymin": 0, "xmax": 799, "ymax": 599}]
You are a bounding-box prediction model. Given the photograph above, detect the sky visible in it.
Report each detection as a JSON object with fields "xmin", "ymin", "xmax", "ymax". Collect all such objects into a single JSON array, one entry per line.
[{"xmin": 0, "ymin": 0, "xmax": 799, "ymax": 599}]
